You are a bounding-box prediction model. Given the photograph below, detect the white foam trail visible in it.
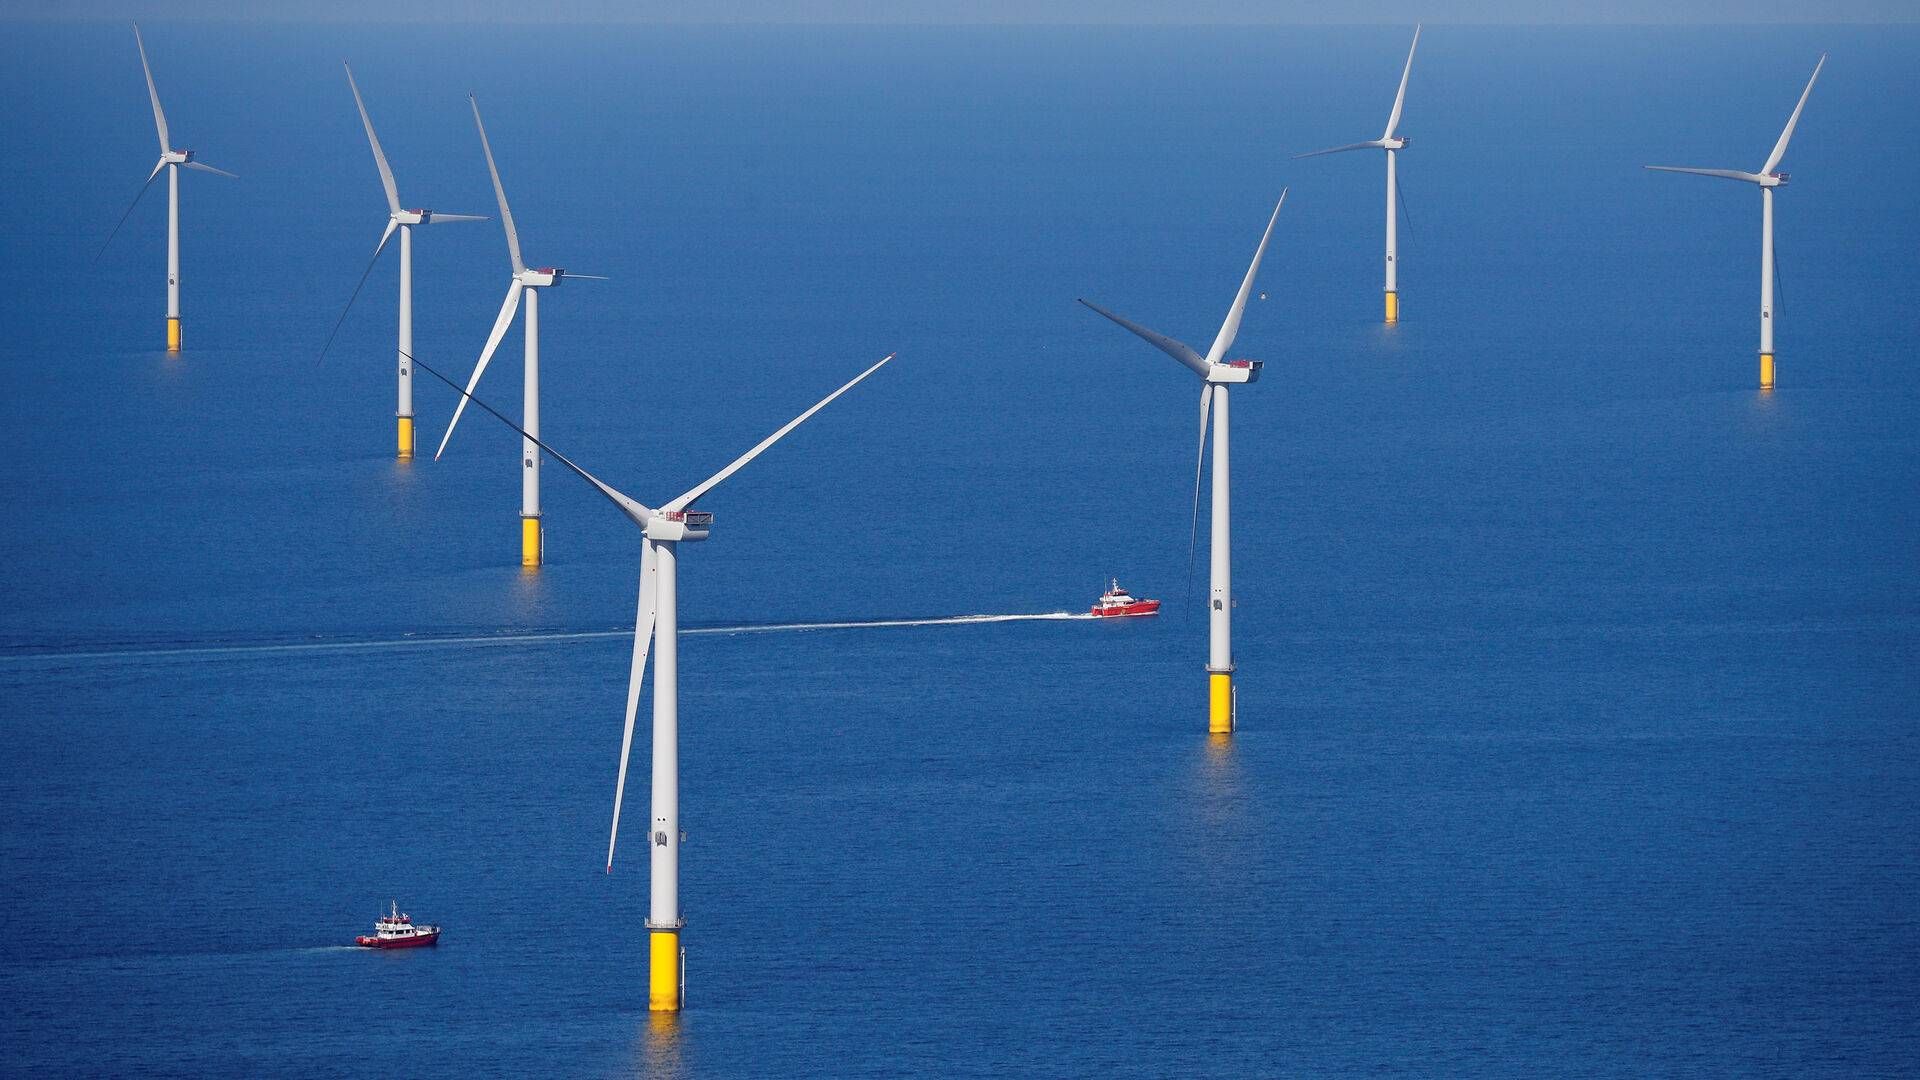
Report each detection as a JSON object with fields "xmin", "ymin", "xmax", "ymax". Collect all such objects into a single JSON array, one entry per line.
[
  {"xmin": 690, "ymin": 612, "xmax": 1088, "ymax": 635},
  {"xmin": 0, "ymin": 612, "xmax": 1095, "ymax": 667}
]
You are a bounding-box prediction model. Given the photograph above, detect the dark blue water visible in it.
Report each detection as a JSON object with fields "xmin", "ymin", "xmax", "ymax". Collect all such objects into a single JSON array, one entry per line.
[{"xmin": 3, "ymin": 22, "xmax": 1917, "ymax": 1076}]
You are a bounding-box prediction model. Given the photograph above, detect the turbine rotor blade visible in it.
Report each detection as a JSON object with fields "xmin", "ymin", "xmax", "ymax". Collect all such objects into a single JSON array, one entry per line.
[
  {"xmin": 1397, "ymin": 163, "xmax": 1414, "ymax": 240},
  {"xmin": 1762, "ymin": 53, "xmax": 1826, "ymax": 176},
  {"xmin": 1292, "ymin": 140, "xmax": 1387, "ymax": 159},
  {"xmin": 1384, "ymin": 24, "xmax": 1421, "ymax": 140},
  {"xmin": 133, "ymin": 23, "xmax": 169, "ymax": 154},
  {"xmin": 469, "ymin": 95, "xmax": 524, "ymax": 275},
  {"xmin": 1205, "ymin": 189, "xmax": 1286, "ymax": 367},
  {"xmin": 435, "ymin": 280, "xmax": 522, "ymax": 459},
  {"xmin": 181, "ymin": 161, "xmax": 235, "ymax": 178},
  {"xmin": 427, "ymin": 213, "xmax": 487, "ymax": 223},
  {"xmin": 1077, "ymin": 298, "xmax": 1208, "ymax": 377},
  {"xmin": 317, "ymin": 220, "xmax": 398, "ymax": 362},
  {"xmin": 563, "ymin": 273, "xmax": 610, "ymax": 280},
  {"xmin": 1774, "ymin": 236, "xmax": 1786, "ymax": 315},
  {"xmin": 1187, "ymin": 384, "xmax": 1213, "ymax": 611},
  {"xmin": 1644, "ymin": 165, "xmax": 1768, "ymax": 184},
  {"xmin": 344, "ymin": 61, "xmax": 402, "ymax": 214},
  {"xmin": 405, "ymin": 349, "xmax": 650, "ymax": 524},
  {"xmin": 607, "ymin": 542, "xmax": 659, "ymax": 872},
  {"xmin": 93, "ymin": 162, "xmax": 164, "ymax": 263},
  {"xmin": 661, "ymin": 352, "xmax": 898, "ymax": 513}
]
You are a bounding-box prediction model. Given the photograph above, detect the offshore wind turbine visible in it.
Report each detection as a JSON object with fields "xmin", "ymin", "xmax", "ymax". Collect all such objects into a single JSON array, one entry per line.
[
  {"xmin": 406, "ymin": 347, "xmax": 895, "ymax": 1014},
  {"xmin": 1647, "ymin": 54, "xmax": 1826, "ymax": 391},
  {"xmin": 1079, "ymin": 192, "xmax": 1285, "ymax": 735},
  {"xmin": 98, "ymin": 23, "xmax": 236, "ymax": 353},
  {"xmin": 1295, "ymin": 25, "xmax": 1420, "ymax": 324},
  {"xmin": 436, "ymin": 95, "xmax": 604, "ymax": 568},
  {"xmin": 321, "ymin": 63, "xmax": 485, "ymax": 459}
]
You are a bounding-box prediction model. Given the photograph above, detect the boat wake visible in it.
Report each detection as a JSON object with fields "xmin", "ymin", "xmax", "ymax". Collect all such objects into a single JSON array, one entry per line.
[
  {"xmin": 1, "ymin": 612, "xmax": 1097, "ymax": 666},
  {"xmin": 692, "ymin": 612, "xmax": 1092, "ymax": 635}
]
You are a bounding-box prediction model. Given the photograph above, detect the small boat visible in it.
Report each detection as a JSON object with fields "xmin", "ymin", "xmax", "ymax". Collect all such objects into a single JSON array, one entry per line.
[
  {"xmin": 1090, "ymin": 579, "xmax": 1160, "ymax": 618},
  {"xmin": 355, "ymin": 900, "xmax": 441, "ymax": 949}
]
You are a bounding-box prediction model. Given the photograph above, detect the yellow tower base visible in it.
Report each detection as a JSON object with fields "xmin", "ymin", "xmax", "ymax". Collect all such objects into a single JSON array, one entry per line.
[
  {"xmin": 521, "ymin": 516, "xmax": 543, "ymax": 568},
  {"xmin": 397, "ymin": 416, "xmax": 414, "ymax": 460},
  {"xmin": 1209, "ymin": 672, "xmax": 1234, "ymax": 734},
  {"xmin": 1759, "ymin": 353, "xmax": 1775, "ymax": 391},
  {"xmin": 166, "ymin": 318, "xmax": 181, "ymax": 353},
  {"xmin": 1384, "ymin": 291, "xmax": 1399, "ymax": 324},
  {"xmin": 649, "ymin": 929, "xmax": 682, "ymax": 1012}
]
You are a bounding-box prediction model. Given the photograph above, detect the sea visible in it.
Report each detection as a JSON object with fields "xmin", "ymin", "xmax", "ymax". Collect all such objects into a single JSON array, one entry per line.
[{"xmin": 1, "ymin": 20, "xmax": 1916, "ymax": 1077}]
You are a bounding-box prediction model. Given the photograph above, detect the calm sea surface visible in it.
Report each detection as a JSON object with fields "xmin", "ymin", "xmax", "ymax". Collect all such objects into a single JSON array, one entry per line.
[{"xmin": 2, "ymin": 21, "xmax": 1916, "ymax": 1077}]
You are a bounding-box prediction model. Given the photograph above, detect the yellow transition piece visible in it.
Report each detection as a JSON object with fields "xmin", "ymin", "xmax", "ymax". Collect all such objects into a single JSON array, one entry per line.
[
  {"xmin": 649, "ymin": 930, "xmax": 681, "ymax": 1012},
  {"xmin": 1209, "ymin": 672, "xmax": 1234, "ymax": 734},
  {"xmin": 521, "ymin": 517, "xmax": 543, "ymax": 568}
]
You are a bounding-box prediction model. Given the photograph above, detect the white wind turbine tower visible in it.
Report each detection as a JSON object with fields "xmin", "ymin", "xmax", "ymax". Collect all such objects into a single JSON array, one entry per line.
[
  {"xmin": 436, "ymin": 95, "xmax": 604, "ymax": 568},
  {"xmin": 1647, "ymin": 54, "xmax": 1826, "ymax": 391},
  {"xmin": 1079, "ymin": 192, "xmax": 1285, "ymax": 735},
  {"xmin": 320, "ymin": 63, "xmax": 485, "ymax": 460},
  {"xmin": 97, "ymin": 23, "xmax": 236, "ymax": 354},
  {"xmin": 1295, "ymin": 25, "xmax": 1420, "ymax": 324},
  {"xmin": 405, "ymin": 347, "xmax": 895, "ymax": 1014}
]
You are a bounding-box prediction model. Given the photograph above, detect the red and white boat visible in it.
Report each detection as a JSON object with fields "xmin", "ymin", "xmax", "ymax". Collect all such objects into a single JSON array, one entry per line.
[
  {"xmin": 1090, "ymin": 579, "xmax": 1160, "ymax": 618},
  {"xmin": 355, "ymin": 900, "xmax": 441, "ymax": 949}
]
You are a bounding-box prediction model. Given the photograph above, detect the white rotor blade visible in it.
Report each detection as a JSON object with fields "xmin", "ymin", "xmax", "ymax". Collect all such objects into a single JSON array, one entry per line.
[
  {"xmin": 1077, "ymin": 298, "xmax": 1208, "ymax": 377},
  {"xmin": 316, "ymin": 220, "xmax": 400, "ymax": 362},
  {"xmin": 1293, "ymin": 139, "xmax": 1387, "ymax": 159},
  {"xmin": 661, "ymin": 352, "xmax": 897, "ymax": 513},
  {"xmin": 182, "ymin": 161, "xmax": 235, "ymax": 178},
  {"xmin": 94, "ymin": 160, "xmax": 166, "ymax": 263},
  {"xmin": 1187, "ymin": 384, "xmax": 1213, "ymax": 597},
  {"xmin": 344, "ymin": 62, "xmax": 401, "ymax": 214},
  {"xmin": 406, "ymin": 349, "xmax": 652, "ymax": 524},
  {"xmin": 1384, "ymin": 24, "xmax": 1421, "ymax": 140},
  {"xmin": 1644, "ymin": 165, "xmax": 1768, "ymax": 184},
  {"xmin": 435, "ymin": 280, "xmax": 522, "ymax": 459},
  {"xmin": 428, "ymin": 213, "xmax": 487, "ymax": 224},
  {"xmin": 1205, "ymin": 189, "xmax": 1287, "ymax": 367},
  {"xmin": 133, "ymin": 23, "xmax": 169, "ymax": 154},
  {"xmin": 1762, "ymin": 53, "xmax": 1826, "ymax": 176},
  {"xmin": 564, "ymin": 273, "xmax": 610, "ymax": 280},
  {"xmin": 607, "ymin": 542, "xmax": 659, "ymax": 872},
  {"xmin": 469, "ymin": 95, "xmax": 524, "ymax": 275}
]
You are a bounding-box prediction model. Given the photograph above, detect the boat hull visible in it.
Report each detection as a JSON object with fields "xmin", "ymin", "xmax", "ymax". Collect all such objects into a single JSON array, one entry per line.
[
  {"xmin": 1090, "ymin": 600, "xmax": 1160, "ymax": 617},
  {"xmin": 356, "ymin": 929, "xmax": 440, "ymax": 949}
]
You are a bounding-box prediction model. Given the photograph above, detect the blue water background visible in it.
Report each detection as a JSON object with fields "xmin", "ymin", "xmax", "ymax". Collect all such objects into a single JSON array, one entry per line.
[{"xmin": 1, "ymin": 22, "xmax": 1916, "ymax": 1076}]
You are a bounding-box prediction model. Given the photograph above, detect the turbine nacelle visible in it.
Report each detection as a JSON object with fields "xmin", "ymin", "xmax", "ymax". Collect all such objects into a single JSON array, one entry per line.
[
  {"xmin": 517, "ymin": 267, "xmax": 564, "ymax": 288},
  {"xmin": 392, "ymin": 208, "xmax": 433, "ymax": 225},
  {"xmin": 161, "ymin": 148, "xmax": 195, "ymax": 164},
  {"xmin": 1384, "ymin": 135, "xmax": 1409, "ymax": 150},
  {"xmin": 1206, "ymin": 360, "xmax": 1262, "ymax": 385},
  {"xmin": 644, "ymin": 510, "xmax": 713, "ymax": 543},
  {"xmin": 1767, "ymin": 172, "xmax": 1789, "ymax": 187}
]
